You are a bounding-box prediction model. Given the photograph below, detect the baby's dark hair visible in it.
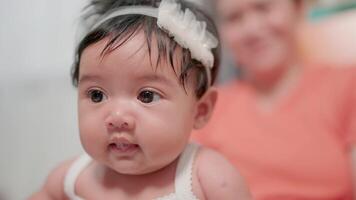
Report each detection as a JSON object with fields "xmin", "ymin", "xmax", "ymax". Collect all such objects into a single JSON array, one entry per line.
[{"xmin": 71, "ymin": 0, "xmax": 220, "ymax": 98}]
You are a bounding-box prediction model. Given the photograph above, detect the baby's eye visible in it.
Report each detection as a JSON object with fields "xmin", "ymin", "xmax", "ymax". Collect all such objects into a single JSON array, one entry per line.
[
  {"xmin": 88, "ymin": 89, "xmax": 106, "ymax": 103},
  {"xmin": 137, "ymin": 90, "xmax": 161, "ymax": 104}
]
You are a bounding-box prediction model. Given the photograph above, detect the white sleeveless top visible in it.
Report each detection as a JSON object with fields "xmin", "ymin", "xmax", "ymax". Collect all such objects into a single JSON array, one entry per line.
[{"xmin": 64, "ymin": 143, "xmax": 200, "ymax": 200}]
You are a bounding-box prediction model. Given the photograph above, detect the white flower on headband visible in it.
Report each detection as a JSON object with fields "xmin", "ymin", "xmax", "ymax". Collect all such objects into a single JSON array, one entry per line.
[{"xmin": 157, "ymin": 0, "xmax": 218, "ymax": 69}]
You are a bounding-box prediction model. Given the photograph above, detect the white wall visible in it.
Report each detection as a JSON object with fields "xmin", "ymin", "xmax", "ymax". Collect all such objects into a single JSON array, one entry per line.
[{"xmin": 0, "ymin": 0, "xmax": 86, "ymax": 199}]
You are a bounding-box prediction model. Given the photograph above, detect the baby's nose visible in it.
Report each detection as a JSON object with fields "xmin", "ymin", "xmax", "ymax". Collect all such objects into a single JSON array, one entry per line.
[{"xmin": 105, "ymin": 111, "xmax": 135, "ymax": 132}]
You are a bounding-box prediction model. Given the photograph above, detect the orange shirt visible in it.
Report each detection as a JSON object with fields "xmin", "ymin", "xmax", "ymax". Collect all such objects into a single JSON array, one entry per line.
[{"xmin": 192, "ymin": 67, "xmax": 356, "ymax": 200}]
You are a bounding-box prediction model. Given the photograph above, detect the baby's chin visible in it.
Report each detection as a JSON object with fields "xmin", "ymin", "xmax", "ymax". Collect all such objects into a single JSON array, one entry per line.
[
  {"xmin": 109, "ymin": 158, "xmax": 178, "ymax": 176},
  {"xmin": 115, "ymin": 166, "xmax": 157, "ymax": 175}
]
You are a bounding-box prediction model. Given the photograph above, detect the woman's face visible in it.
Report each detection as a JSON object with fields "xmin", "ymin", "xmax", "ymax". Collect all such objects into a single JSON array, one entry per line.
[{"xmin": 218, "ymin": 0, "xmax": 302, "ymax": 77}]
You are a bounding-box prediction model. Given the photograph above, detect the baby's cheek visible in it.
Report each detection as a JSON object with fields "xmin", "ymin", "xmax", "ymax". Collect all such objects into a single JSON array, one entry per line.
[
  {"xmin": 78, "ymin": 113, "xmax": 103, "ymax": 144},
  {"xmin": 139, "ymin": 120, "xmax": 181, "ymax": 148}
]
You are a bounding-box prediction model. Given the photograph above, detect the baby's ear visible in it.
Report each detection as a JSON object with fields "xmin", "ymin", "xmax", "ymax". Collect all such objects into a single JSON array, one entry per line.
[{"xmin": 193, "ymin": 87, "xmax": 218, "ymax": 129}]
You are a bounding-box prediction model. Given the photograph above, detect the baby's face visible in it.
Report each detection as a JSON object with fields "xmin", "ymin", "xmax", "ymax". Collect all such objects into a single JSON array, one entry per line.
[{"xmin": 77, "ymin": 31, "xmax": 199, "ymax": 175}]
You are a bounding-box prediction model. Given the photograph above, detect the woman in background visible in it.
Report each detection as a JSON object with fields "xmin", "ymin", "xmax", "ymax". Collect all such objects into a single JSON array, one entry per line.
[{"xmin": 193, "ymin": 0, "xmax": 356, "ymax": 199}]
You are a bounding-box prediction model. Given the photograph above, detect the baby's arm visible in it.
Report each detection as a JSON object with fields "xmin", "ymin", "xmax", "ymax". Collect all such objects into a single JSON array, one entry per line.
[
  {"xmin": 195, "ymin": 147, "xmax": 252, "ymax": 200},
  {"xmin": 29, "ymin": 159, "xmax": 75, "ymax": 200}
]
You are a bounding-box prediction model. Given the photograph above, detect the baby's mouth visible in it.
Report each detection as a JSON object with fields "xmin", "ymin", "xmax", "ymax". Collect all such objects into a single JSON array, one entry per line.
[
  {"xmin": 109, "ymin": 143, "xmax": 139, "ymax": 152},
  {"xmin": 108, "ymin": 137, "xmax": 139, "ymax": 153}
]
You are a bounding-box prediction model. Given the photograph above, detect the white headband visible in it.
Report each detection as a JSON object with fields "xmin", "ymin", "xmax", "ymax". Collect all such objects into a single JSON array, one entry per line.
[{"xmin": 91, "ymin": 0, "xmax": 218, "ymax": 86}]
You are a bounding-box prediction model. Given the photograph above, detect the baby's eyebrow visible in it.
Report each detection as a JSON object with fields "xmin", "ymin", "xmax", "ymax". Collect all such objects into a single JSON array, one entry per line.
[
  {"xmin": 136, "ymin": 74, "xmax": 176, "ymax": 87},
  {"xmin": 78, "ymin": 74, "xmax": 101, "ymax": 83}
]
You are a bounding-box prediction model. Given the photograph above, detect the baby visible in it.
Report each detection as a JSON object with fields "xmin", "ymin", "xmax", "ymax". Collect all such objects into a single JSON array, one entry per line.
[{"xmin": 30, "ymin": 0, "xmax": 251, "ymax": 199}]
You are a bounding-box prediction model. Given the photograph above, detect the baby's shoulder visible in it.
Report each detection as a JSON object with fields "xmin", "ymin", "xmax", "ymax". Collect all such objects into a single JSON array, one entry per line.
[
  {"xmin": 193, "ymin": 146, "xmax": 252, "ymax": 200},
  {"xmin": 40, "ymin": 157, "xmax": 78, "ymax": 200},
  {"xmin": 194, "ymin": 146, "xmax": 240, "ymax": 180}
]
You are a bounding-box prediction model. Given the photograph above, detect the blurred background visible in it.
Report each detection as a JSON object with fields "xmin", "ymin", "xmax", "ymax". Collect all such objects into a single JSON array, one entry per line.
[
  {"xmin": 0, "ymin": 0, "xmax": 86, "ymax": 199},
  {"xmin": 299, "ymin": 0, "xmax": 356, "ymax": 67},
  {"xmin": 0, "ymin": 0, "xmax": 355, "ymax": 199}
]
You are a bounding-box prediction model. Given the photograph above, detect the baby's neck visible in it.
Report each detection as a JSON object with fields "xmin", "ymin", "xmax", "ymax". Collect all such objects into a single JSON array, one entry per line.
[{"xmin": 94, "ymin": 158, "xmax": 179, "ymax": 193}]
